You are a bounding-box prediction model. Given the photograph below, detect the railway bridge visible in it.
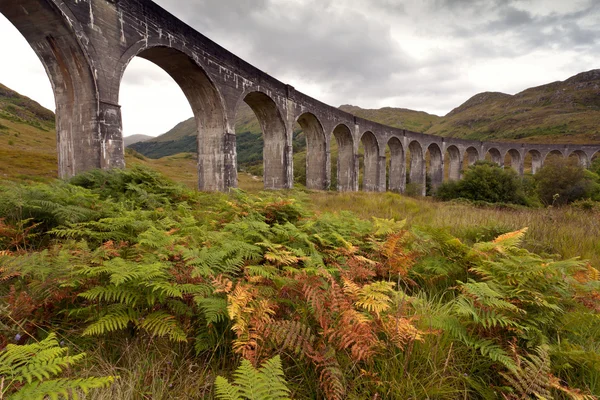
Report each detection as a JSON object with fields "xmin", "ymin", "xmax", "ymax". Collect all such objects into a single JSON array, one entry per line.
[{"xmin": 2, "ymin": 0, "xmax": 599, "ymax": 195}]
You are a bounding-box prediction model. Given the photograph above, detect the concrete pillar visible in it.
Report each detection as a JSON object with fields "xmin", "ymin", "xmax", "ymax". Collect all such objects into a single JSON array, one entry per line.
[
  {"xmin": 447, "ymin": 149, "xmax": 461, "ymax": 181},
  {"xmin": 388, "ymin": 142, "xmax": 405, "ymax": 193},
  {"xmin": 376, "ymin": 155, "xmax": 387, "ymax": 192},
  {"xmin": 353, "ymin": 153, "xmax": 361, "ymax": 192},
  {"xmin": 429, "ymin": 145, "xmax": 444, "ymax": 191},
  {"xmin": 332, "ymin": 124, "xmax": 355, "ymax": 192},
  {"xmin": 98, "ymin": 102, "xmax": 126, "ymax": 171},
  {"xmin": 361, "ymin": 132, "xmax": 379, "ymax": 192},
  {"xmin": 409, "ymin": 142, "xmax": 426, "ymax": 196},
  {"xmin": 299, "ymin": 113, "xmax": 328, "ymax": 190},
  {"xmin": 513, "ymin": 156, "xmax": 524, "ymax": 176},
  {"xmin": 224, "ymin": 132, "xmax": 238, "ymax": 189}
]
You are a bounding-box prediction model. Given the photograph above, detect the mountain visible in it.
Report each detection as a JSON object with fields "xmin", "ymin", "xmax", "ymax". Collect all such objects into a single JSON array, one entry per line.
[
  {"xmin": 338, "ymin": 104, "xmax": 441, "ymax": 132},
  {"xmin": 130, "ymin": 102, "xmax": 268, "ymax": 165},
  {"xmin": 425, "ymin": 70, "xmax": 600, "ymax": 143},
  {"xmin": 0, "ymin": 83, "xmax": 57, "ymax": 181},
  {"xmin": 124, "ymin": 134, "xmax": 152, "ymax": 147}
]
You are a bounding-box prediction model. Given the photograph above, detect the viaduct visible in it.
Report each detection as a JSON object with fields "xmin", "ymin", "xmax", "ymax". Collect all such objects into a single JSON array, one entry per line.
[{"xmin": 1, "ymin": 0, "xmax": 599, "ymax": 195}]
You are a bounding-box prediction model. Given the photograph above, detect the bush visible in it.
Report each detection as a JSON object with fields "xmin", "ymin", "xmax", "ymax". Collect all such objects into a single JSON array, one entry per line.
[
  {"xmin": 534, "ymin": 157, "xmax": 598, "ymax": 205},
  {"xmin": 436, "ymin": 161, "xmax": 527, "ymax": 205}
]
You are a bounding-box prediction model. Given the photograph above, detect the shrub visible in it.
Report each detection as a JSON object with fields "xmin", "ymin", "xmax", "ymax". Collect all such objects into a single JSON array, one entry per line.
[
  {"xmin": 436, "ymin": 161, "xmax": 527, "ymax": 205},
  {"xmin": 534, "ymin": 157, "xmax": 598, "ymax": 205}
]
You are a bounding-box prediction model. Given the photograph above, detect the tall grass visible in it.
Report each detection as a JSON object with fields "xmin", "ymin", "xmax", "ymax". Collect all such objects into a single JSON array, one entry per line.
[{"xmin": 309, "ymin": 191, "xmax": 600, "ymax": 266}]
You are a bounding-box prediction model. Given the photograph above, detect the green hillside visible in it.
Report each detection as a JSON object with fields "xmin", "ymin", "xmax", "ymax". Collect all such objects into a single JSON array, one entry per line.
[
  {"xmin": 426, "ymin": 70, "xmax": 600, "ymax": 143},
  {"xmin": 0, "ymin": 83, "xmax": 57, "ymax": 182},
  {"xmin": 130, "ymin": 102, "xmax": 266, "ymax": 162},
  {"xmin": 339, "ymin": 104, "xmax": 441, "ymax": 132}
]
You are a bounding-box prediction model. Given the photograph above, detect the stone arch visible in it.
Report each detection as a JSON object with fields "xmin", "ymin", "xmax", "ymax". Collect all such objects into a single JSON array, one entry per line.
[
  {"xmin": 544, "ymin": 150, "xmax": 564, "ymax": 165},
  {"xmin": 241, "ymin": 91, "xmax": 289, "ymax": 190},
  {"xmin": 568, "ymin": 150, "xmax": 589, "ymax": 168},
  {"xmin": 407, "ymin": 141, "xmax": 425, "ymax": 196},
  {"xmin": 119, "ymin": 45, "xmax": 231, "ymax": 191},
  {"xmin": 525, "ymin": 150, "xmax": 543, "ymax": 174},
  {"xmin": 486, "ymin": 148, "xmax": 503, "ymax": 166},
  {"xmin": 427, "ymin": 143, "xmax": 444, "ymax": 191},
  {"xmin": 360, "ymin": 131, "xmax": 380, "ymax": 192},
  {"xmin": 387, "ymin": 137, "xmax": 405, "ymax": 193},
  {"xmin": 297, "ymin": 113, "xmax": 327, "ymax": 190},
  {"xmin": 445, "ymin": 145, "xmax": 461, "ymax": 181},
  {"xmin": 464, "ymin": 146, "xmax": 480, "ymax": 170},
  {"xmin": 0, "ymin": 0, "xmax": 118, "ymax": 178},
  {"xmin": 332, "ymin": 124, "xmax": 355, "ymax": 192},
  {"xmin": 504, "ymin": 149, "xmax": 523, "ymax": 175}
]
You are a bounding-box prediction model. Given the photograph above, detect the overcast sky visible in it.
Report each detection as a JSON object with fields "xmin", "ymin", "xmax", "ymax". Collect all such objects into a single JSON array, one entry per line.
[{"xmin": 1, "ymin": 0, "xmax": 599, "ymax": 137}]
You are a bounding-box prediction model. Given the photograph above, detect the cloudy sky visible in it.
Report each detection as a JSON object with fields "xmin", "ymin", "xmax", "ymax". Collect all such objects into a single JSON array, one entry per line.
[{"xmin": 1, "ymin": 0, "xmax": 599, "ymax": 137}]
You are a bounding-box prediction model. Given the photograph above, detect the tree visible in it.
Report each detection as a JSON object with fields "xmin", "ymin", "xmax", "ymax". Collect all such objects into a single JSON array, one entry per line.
[
  {"xmin": 436, "ymin": 161, "xmax": 527, "ymax": 205},
  {"xmin": 534, "ymin": 157, "xmax": 597, "ymax": 206}
]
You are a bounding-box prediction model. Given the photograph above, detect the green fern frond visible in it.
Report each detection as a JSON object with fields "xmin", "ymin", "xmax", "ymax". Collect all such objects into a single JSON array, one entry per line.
[
  {"xmin": 0, "ymin": 333, "xmax": 115, "ymax": 399},
  {"xmin": 196, "ymin": 297, "xmax": 229, "ymax": 325},
  {"xmin": 138, "ymin": 311, "xmax": 187, "ymax": 342},
  {"xmin": 215, "ymin": 376, "xmax": 242, "ymax": 400},
  {"xmin": 215, "ymin": 356, "xmax": 290, "ymax": 400},
  {"xmin": 82, "ymin": 308, "xmax": 139, "ymax": 336},
  {"xmin": 9, "ymin": 377, "xmax": 115, "ymax": 400}
]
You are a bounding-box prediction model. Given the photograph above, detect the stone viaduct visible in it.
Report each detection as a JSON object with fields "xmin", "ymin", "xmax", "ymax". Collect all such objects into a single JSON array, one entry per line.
[{"xmin": 2, "ymin": 0, "xmax": 599, "ymax": 195}]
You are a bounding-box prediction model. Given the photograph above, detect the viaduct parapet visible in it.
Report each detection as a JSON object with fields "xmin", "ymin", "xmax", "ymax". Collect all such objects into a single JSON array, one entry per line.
[{"xmin": 2, "ymin": 0, "xmax": 599, "ymax": 194}]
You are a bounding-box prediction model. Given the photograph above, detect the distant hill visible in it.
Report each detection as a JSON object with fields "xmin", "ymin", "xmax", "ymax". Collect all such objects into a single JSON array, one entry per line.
[
  {"xmin": 425, "ymin": 70, "xmax": 600, "ymax": 143},
  {"xmin": 0, "ymin": 83, "xmax": 57, "ymax": 181},
  {"xmin": 130, "ymin": 102, "xmax": 270, "ymax": 166},
  {"xmin": 124, "ymin": 134, "xmax": 152, "ymax": 147},
  {"xmin": 338, "ymin": 104, "xmax": 441, "ymax": 132}
]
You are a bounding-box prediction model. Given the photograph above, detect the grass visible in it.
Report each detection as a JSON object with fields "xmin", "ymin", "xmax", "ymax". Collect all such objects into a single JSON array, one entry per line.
[{"xmin": 308, "ymin": 191, "xmax": 600, "ymax": 267}]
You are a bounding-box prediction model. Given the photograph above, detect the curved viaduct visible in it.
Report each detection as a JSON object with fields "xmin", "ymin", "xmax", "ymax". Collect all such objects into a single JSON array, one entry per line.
[{"xmin": 2, "ymin": 0, "xmax": 599, "ymax": 195}]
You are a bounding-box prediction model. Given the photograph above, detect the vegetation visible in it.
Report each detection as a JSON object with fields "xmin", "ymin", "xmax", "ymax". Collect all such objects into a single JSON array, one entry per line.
[
  {"xmin": 436, "ymin": 161, "xmax": 529, "ymax": 205},
  {"xmin": 0, "ymin": 333, "xmax": 115, "ymax": 399},
  {"xmin": 2, "ymin": 80, "xmax": 600, "ymax": 399},
  {"xmin": 1, "ymin": 167, "xmax": 599, "ymax": 399},
  {"xmin": 534, "ymin": 156, "xmax": 600, "ymax": 205}
]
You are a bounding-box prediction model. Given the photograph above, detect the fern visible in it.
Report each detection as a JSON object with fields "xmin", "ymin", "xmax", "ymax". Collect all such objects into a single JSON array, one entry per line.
[
  {"xmin": 215, "ymin": 356, "xmax": 290, "ymax": 400},
  {"xmin": 0, "ymin": 333, "xmax": 115, "ymax": 399}
]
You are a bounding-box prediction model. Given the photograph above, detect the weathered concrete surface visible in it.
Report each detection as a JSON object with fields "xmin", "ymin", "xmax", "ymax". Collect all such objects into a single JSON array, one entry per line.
[{"xmin": 1, "ymin": 0, "xmax": 599, "ymax": 192}]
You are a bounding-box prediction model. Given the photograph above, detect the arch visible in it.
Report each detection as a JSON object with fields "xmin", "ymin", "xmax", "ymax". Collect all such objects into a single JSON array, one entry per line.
[
  {"xmin": 543, "ymin": 150, "xmax": 564, "ymax": 165},
  {"xmin": 504, "ymin": 149, "xmax": 523, "ymax": 175},
  {"xmin": 485, "ymin": 148, "xmax": 503, "ymax": 166},
  {"xmin": 568, "ymin": 150, "xmax": 589, "ymax": 168},
  {"xmin": 0, "ymin": 0, "xmax": 118, "ymax": 178},
  {"xmin": 241, "ymin": 91, "xmax": 289, "ymax": 190},
  {"xmin": 120, "ymin": 45, "xmax": 231, "ymax": 191},
  {"xmin": 387, "ymin": 137, "xmax": 405, "ymax": 193},
  {"xmin": 297, "ymin": 113, "xmax": 327, "ymax": 190},
  {"xmin": 525, "ymin": 150, "xmax": 543, "ymax": 174},
  {"xmin": 445, "ymin": 145, "xmax": 461, "ymax": 181},
  {"xmin": 360, "ymin": 131, "xmax": 380, "ymax": 192},
  {"xmin": 332, "ymin": 124, "xmax": 355, "ymax": 192},
  {"xmin": 407, "ymin": 141, "xmax": 425, "ymax": 196},
  {"xmin": 427, "ymin": 143, "xmax": 444, "ymax": 191},
  {"xmin": 464, "ymin": 146, "xmax": 480, "ymax": 170}
]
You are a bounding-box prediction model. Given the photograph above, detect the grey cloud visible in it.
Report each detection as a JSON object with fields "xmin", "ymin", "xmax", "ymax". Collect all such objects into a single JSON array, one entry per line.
[{"xmin": 155, "ymin": 0, "xmax": 415, "ymax": 107}]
